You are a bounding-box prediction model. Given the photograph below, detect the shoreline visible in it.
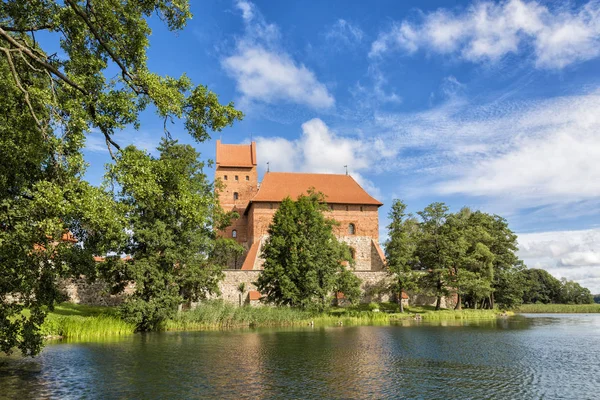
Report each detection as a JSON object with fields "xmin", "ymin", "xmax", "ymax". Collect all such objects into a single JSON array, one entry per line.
[{"xmin": 39, "ymin": 302, "xmax": 600, "ymax": 342}]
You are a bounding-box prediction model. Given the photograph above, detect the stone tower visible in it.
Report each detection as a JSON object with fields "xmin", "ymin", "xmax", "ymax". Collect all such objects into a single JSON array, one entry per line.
[{"xmin": 215, "ymin": 140, "xmax": 258, "ymax": 257}]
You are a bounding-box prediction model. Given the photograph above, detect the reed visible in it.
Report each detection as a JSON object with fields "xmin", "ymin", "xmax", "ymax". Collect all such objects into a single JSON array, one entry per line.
[
  {"xmin": 42, "ymin": 304, "xmax": 135, "ymax": 339},
  {"xmin": 515, "ymin": 304, "xmax": 600, "ymax": 313}
]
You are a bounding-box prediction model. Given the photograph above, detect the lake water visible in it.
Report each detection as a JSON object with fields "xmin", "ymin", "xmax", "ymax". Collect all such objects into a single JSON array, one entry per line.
[{"xmin": 1, "ymin": 314, "xmax": 600, "ymax": 399}]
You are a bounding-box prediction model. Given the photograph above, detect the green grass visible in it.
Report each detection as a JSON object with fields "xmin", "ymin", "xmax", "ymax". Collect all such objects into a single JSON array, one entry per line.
[
  {"xmin": 165, "ymin": 301, "xmax": 505, "ymax": 331},
  {"xmin": 515, "ymin": 303, "xmax": 600, "ymax": 313},
  {"xmin": 38, "ymin": 301, "xmax": 509, "ymax": 340},
  {"xmin": 41, "ymin": 303, "xmax": 135, "ymax": 339}
]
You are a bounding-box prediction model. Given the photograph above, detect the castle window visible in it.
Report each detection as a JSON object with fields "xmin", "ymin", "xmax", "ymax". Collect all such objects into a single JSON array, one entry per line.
[
  {"xmin": 232, "ymin": 229, "xmax": 237, "ymax": 238},
  {"xmin": 348, "ymin": 223, "xmax": 356, "ymax": 235},
  {"xmin": 233, "ymin": 192, "xmax": 239, "ymax": 200},
  {"xmin": 246, "ymin": 176, "xmax": 249, "ymax": 181},
  {"xmin": 360, "ymin": 206, "xmax": 364, "ymax": 212},
  {"xmin": 224, "ymin": 175, "xmax": 228, "ymax": 180},
  {"xmin": 235, "ymin": 175, "xmax": 239, "ymax": 181}
]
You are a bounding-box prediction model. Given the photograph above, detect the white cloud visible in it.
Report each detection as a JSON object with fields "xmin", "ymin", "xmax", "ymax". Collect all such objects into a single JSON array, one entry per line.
[
  {"xmin": 434, "ymin": 90, "xmax": 600, "ymax": 203},
  {"xmin": 518, "ymin": 228, "xmax": 600, "ymax": 293},
  {"xmin": 365, "ymin": 87, "xmax": 600, "ymax": 217},
  {"xmin": 222, "ymin": 1, "xmax": 334, "ymax": 109},
  {"xmin": 256, "ymin": 118, "xmax": 394, "ymax": 200},
  {"xmin": 325, "ymin": 19, "xmax": 364, "ymax": 47},
  {"xmin": 369, "ymin": 0, "xmax": 600, "ymax": 69}
]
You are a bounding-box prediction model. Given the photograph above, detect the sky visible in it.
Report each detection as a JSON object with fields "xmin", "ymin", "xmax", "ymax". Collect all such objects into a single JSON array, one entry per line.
[{"xmin": 82, "ymin": 0, "xmax": 600, "ymax": 293}]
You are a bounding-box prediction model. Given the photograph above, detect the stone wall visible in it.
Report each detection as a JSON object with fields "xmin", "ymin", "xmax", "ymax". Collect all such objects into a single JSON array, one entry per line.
[
  {"xmin": 58, "ymin": 270, "xmax": 457, "ymax": 309},
  {"xmin": 218, "ymin": 270, "xmax": 262, "ymax": 305},
  {"xmin": 57, "ymin": 277, "xmax": 135, "ymax": 306}
]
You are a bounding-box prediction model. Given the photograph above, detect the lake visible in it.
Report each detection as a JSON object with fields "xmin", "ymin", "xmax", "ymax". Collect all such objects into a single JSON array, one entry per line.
[{"xmin": 1, "ymin": 314, "xmax": 600, "ymax": 399}]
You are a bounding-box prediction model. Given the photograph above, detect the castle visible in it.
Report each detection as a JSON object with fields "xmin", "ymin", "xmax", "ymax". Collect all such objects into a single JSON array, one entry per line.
[{"xmin": 215, "ymin": 140, "xmax": 386, "ymax": 273}]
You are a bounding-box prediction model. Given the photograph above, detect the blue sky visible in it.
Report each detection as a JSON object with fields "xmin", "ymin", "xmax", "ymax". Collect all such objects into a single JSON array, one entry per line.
[{"xmin": 82, "ymin": 0, "xmax": 600, "ymax": 292}]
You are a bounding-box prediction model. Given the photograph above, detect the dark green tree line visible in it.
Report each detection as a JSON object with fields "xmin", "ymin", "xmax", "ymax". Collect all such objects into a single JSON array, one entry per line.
[{"xmin": 385, "ymin": 200, "xmax": 594, "ymax": 310}]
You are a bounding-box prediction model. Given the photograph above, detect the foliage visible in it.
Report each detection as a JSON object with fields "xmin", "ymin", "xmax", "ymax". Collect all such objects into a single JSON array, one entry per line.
[
  {"xmin": 256, "ymin": 191, "xmax": 361, "ymax": 311},
  {"xmin": 385, "ymin": 200, "xmax": 420, "ymax": 312},
  {"xmin": 105, "ymin": 139, "xmax": 240, "ymax": 332},
  {"xmin": 1, "ymin": 0, "xmax": 242, "ymax": 355},
  {"xmin": 558, "ymin": 278, "xmax": 593, "ymax": 304},
  {"xmin": 415, "ymin": 202, "xmax": 453, "ymax": 310},
  {"xmin": 520, "ymin": 268, "xmax": 563, "ymax": 304},
  {"xmin": 515, "ymin": 303, "xmax": 600, "ymax": 313}
]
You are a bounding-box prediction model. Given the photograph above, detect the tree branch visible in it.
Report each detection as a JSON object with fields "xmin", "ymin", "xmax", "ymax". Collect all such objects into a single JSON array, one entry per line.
[
  {"xmin": 0, "ymin": 46, "xmax": 46, "ymax": 136},
  {"xmin": 64, "ymin": 0, "xmax": 144, "ymax": 95},
  {"xmin": 0, "ymin": 25, "xmax": 55, "ymax": 32},
  {"xmin": 0, "ymin": 26, "xmax": 88, "ymax": 96}
]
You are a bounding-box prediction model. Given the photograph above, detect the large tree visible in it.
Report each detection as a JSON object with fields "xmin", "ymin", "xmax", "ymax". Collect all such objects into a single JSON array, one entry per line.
[
  {"xmin": 256, "ymin": 192, "xmax": 360, "ymax": 311},
  {"xmin": 105, "ymin": 139, "xmax": 242, "ymax": 331},
  {"xmin": 1, "ymin": 1, "xmax": 242, "ymax": 355},
  {"xmin": 384, "ymin": 199, "xmax": 419, "ymax": 312}
]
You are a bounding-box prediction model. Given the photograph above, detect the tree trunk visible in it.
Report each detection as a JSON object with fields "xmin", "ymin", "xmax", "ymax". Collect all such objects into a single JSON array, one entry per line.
[
  {"xmin": 454, "ymin": 293, "xmax": 462, "ymax": 310},
  {"xmin": 436, "ymin": 279, "xmax": 442, "ymax": 310},
  {"xmin": 490, "ymin": 293, "xmax": 495, "ymax": 309}
]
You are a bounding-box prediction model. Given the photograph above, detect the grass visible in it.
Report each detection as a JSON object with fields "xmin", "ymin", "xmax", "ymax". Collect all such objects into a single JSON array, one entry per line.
[
  {"xmin": 41, "ymin": 303, "xmax": 135, "ymax": 339},
  {"xmin": 38, "ymin": 301, "xmax": 509, "ymax": 340},
  {"xmin": 515, "ymin": 303, "xmax": 600, "ymax": 313},
  {"xmin": 165, "ymin": 301, "xmax": 505, "ymax": 331}
]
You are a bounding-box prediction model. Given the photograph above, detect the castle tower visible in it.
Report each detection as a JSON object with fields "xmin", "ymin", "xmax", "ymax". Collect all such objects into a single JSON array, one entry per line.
[{"xmin": 215, "ymin": 140, "xmax": 258, "ymax": 260}]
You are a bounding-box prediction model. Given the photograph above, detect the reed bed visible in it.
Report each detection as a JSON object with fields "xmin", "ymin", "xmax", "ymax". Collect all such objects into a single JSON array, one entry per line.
[
  {"xmin": 42, "ymin": 304, "xmax": 135, "ymax": 339},
  {"xmin": 516, "ymin": 304, "xmax": 600, "ymax": 313}
]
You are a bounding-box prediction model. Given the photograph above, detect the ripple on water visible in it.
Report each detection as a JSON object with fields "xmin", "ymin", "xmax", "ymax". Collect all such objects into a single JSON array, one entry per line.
[{"xmin": 1, "ymin": 316, "xmax": 600, "ymax": 399}]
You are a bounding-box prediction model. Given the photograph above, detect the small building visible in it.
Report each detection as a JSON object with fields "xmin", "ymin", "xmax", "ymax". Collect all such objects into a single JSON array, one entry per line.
[{"xmin": 215, "ymin": 140, "xmax": 386, "ymax": 272}]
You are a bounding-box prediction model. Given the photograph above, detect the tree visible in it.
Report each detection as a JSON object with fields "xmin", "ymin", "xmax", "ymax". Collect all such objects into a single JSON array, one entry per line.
[
  {"xmin": 1, "ymin": 1, "xmax": 242, "ymax": 355},
  {"xmin": 0, "ymin": 53, "xmax": 125, "ymax": 356},
  {"xmin": 255, "ymin": 192, "xmax": 360, "ymax": 311},
  {"xmin": 416, "ymin": 202, "xmax": 454, "ymax": 310},
  {"xmin": 105, "ymin": 139, "xmax": 236, "ymax": 331},
  {"xmin": 559, "ymin": 278, "xmax": 593, "ymax": 304},
  {"xmin": 521, "ymin": 269, "xmax": 562, "ymax": 304},
  {"xmin": 385, "ymin": 199, "xmax": 419, "ymax": 312}
]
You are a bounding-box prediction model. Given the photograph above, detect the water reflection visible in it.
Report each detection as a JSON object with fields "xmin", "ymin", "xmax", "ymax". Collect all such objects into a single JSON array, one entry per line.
[{"xmin": 1, "ymin": 316, "xmax": 600, "ymax": 399}]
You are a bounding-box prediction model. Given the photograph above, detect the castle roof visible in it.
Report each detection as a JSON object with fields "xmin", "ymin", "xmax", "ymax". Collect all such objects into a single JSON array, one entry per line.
[
  {"xmin": 250, "ymin": 172, "xmax": 383, "ymax": 206},
  {"xmin": 216, "ymin": 140, "xmax": 256, "ymax": 168}
]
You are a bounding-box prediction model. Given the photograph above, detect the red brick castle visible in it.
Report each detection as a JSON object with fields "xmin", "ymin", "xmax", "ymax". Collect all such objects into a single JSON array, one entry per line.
[{"xmin": 215, "ymin": 140, "xmax": 386, "ymax": 272}]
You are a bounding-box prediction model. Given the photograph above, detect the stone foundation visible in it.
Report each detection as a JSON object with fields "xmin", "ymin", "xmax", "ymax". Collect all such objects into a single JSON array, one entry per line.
[
  {"xmin": 58, "ymin": 277, "xmax": 135, "ymax": 306},
  {"xmin": 59, "ymin": 271, "xmax": 457, "ymax": 309}
]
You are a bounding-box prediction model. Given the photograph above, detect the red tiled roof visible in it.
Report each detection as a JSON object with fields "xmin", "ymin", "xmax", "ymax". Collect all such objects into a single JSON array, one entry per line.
[
  {"xmin": 216, "ymin": 140, "xmax": 256, "ymax": 167},
  {"xmin": 248, "ymin": 290, "xmax": 261, "ymax": 301},
  {"xmin": 372, "ymin": 239, "xmax": 386, "ymax": 263},
  {"xmin": 250, "ymin": 172, "xmax": 382, "ymax": 206},
  {"xmin": 240, "ymin": 241, "xmax": 260, "ymax": 270}
]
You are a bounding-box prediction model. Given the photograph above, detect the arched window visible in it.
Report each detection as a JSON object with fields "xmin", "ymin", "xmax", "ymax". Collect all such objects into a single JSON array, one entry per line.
[
  {"xmin": 350, "ymin": 247, "xmax": 356, "ymax": 259},
  {"xmin": 245, "ymin": 176, "xmax": 249, "ymax": 181},
  {"xmin": 233, "ymin": 192, "xmax": 239, "ymax": 200},
  {"xmin": 232, "ymin": 229, "xmax": 237, "ymax": 238},
  {"xmin": 348, "ymin": 223, "xmax": 356, "ymax": 235},
  {"xmin": 235, "ymin": 175, "xmax": 239, "ymax": 181},
  {"xmin": 224, "ymin": 175, "xmax": 228, "ymax": 180}
]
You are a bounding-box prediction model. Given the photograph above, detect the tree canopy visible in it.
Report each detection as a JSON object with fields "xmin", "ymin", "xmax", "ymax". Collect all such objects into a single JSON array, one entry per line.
[
  {"xmin": 1, "ymin": 0, "xmax": 242, "ymax": 355},
  {"xmin": 383, "ymin": 200, "xmax": 593, "ymax": 310},
  {"xmin": 256, "ymin": 191, "xmax": 361, "ymax": 311}
]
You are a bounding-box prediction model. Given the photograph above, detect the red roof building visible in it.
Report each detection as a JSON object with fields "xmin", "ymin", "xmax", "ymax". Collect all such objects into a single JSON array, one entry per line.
[{"xmin": 216, "ymin": 141, "xmax": 385, "ymax": 271}]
